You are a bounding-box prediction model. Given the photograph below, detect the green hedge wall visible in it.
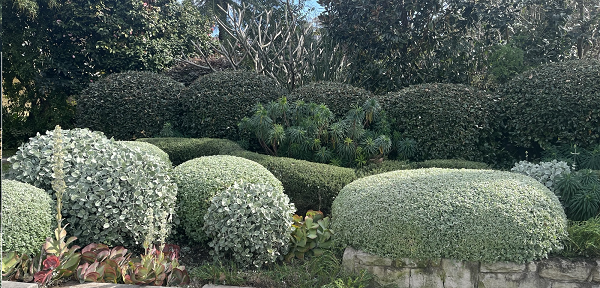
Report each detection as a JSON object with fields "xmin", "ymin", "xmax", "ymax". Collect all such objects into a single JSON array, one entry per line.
[
  {"xmin": 287, "ymin": 81, "xmax": 374, "ymax": 118},
  {"xmin": 137, "ymin": 138, "xmax": 244, "ymax": 165}
]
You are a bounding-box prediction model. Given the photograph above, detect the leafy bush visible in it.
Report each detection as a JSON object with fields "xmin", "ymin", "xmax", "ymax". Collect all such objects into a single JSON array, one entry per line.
[
  {"xmin": 178, "ymin": 70, "xmax": 286, "ymax": 140},
  {"xmin": 172, "ymin": 155, "xmax": 283, "ymax": 243},
  {"xmin": 500, "ymin": 60, "xmax": 600, "ymax": 153},
  {"xmin": 76, "ymin": 71, "xmax": 185, "ymax": 140},
  {"xmin": 332, "ymin": 168, "xmax": 567, "ymax": 263},
  {"xmin": 137, "ymin": 138, "xmax": 244, "ymax": 166},
  {"xmin": 163, "ymin": 56, "xmax": 232, "ymax": 86},
  {"xmin": 230, "ymin": 150, "xmax": 357, "ymax": 216},
  {"xmin": 560, "ymin": 217, "xmax": 600, "ymax": 258},
  {"xmin": 286, "ymin": 210, "xmax": 334, "ymax": 261},
  {"xmin": 511, "ymin": 160, "xmax": 571, "ymax": 191},
  {"xmin": 204, "ymin": 181, "xmax": 295, "ymax": 268},
  {"xmin": 378, "ymin": 83, "xmax": 501, "ymax": 162},
  {"xmin": 6, "ymin": 128, "xmax": 177, "ymax": 248},
  {"xmin": 287, "ymin": 82, "xmax": 374, "ymax": 118},
  {"xmin": 354, "ymin": 160, "xmax": 412, "ymax": 178},
  {"xmin": 120, "ymin": 141, "xmax": 172, "ymax": 167},
  {"xmin": 555, "ymin": 169, "xmax": 600, "ymax": 221},
  {"xmin": 2, "ymin": 179, "xmax": 54, "ymax": 255},
  {"xmin": 412, "ymin": 159, "xmax": 491, "ymax": 170}
]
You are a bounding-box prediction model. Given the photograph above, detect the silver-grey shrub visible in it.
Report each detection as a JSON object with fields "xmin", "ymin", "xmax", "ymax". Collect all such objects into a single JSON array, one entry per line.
[
  {"xmin": 172, "ymin": 155, "xmax": 284, "ymax": 243},
  {"xmin": 203, "ymin": 181, "xmax": 295, "ymax": 268},
  {"xmin": 120, "ymin": 140, "xmax": 172, "ymax": 167},
  {"xmin": 332, "ymin": 168, "xmax": 567, "ymax": 263},
  {"xmin": 6, "ymin": 128, "xmax": 177, "ymax": 248},
  {"xmin": 2, "ymin": 179, "xmax": 54, "ymax": 254},
  {"xmin": 511, "ymin": 160, "xmax": 571, "ymax": 190}
]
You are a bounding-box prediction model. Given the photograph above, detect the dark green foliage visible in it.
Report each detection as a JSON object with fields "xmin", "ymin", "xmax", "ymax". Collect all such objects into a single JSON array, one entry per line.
[
  {"xmin": 500, "ymin": 60, "xmax": 600, "ymax": 154},
  {"xmin": 178, "ymin": 70, "xmax": 286, "ymax": 140},
  {"xmin": 560, "ymin": 217, "xmax": 600, "ymax": 258},
  {"xmin": 555, "ymin": 169, "xmax": 600, "ymax": 221},
  {"xmin": 229, "ymin": 150, "xmax": 357, "ymax": 216},
  {"xmin": 163, "ymin": 57, "xmax": 232, "ymax": 86},
  {"xmin": 378, "ymin": 83, "xmax": 501, "ymax": 162},
  {"xmin": 77, "ymin": 71, "xmax": 185, "ymax": 140},
  {"xmin": 354, "ymin": 160, "xmax": 412, "ymax": 178},
  {"xmin": 412, "ymin": 159, "xmax": 491, "ymax": 170},
  {"xmin": 582, "ymin": 145, "xmax": 600, "ymax": 170},
  {"xmin": 136, "ymin": 138, "xmax": 244, "ymax": 166},
  {"xmin": 287, "ymin": 82, "xmax": 374, "ymax": 118}
]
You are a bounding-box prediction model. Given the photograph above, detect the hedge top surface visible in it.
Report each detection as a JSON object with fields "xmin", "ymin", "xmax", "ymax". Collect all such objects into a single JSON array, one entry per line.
[
  {"xmin": 500, "ymin": 59, "xmax": 600, "ymax": 149},
  {"xmin": 378, "ymin": 83, "xmax": 500, "ymax": 161},
  {"xmin": 172, "ymin": 155, "xmax": 284, "ymax": 243},
  {"xmin": 287, "ymin": 81, "xmax": 374, "ymax": 118},
  {"xmin": 332, "ymin": 168, "xmax": 567, "ymax": 263},
  {"xmin": 120, "ymin": 140, "xmax": 172, "ymax": 167},
  {"xmin": 2, "ymin": 179, "xmax": 54, "ymax": 255}
]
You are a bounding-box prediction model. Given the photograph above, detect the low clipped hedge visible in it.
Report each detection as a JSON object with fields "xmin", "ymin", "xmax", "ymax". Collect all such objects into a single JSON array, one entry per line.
[
  {"xmin": 171, "ymin": 155, "xmax": 283, "ymax": 243},
  {"xmin": 120, "ymin": 141, "xmax": 172, "ymax": 167},
  {"xmin": 2, "ymin": 179, "xmax": 54, "ymax": 255},
  {"xmin": 178, "ymin": 70, "xmax": 286, "ymax": 140},
  {"xmin": 76, "ymin": 71, "xmax": 185, "ymax": 140},
  {"xmin": 332, "ymin": 168, "xmax": 567, "ymax": 263},
  {"xmin": 412, "ymin": 159, "xmax": 490, "ymax": 170},
  {"xmin": 500, "ymin": 60, "xmax": 600, "ymax": 153},
  {"xmin": 378, "ymin": 83, "xmax": 500, "ymax": 162},
  {"xmin": 354, "ymin": 160, "xmax": 412, "ymax": 178},
  {"xmin": 136, "ymin": 138, "xmax": 244, "ymax": 165},
  {"xmin": 287, "ymin": 81, "xmax": 374, "ymax": 118}
]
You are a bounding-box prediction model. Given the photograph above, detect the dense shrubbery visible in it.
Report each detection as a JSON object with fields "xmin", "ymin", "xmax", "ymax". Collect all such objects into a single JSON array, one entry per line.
[
  {"xmin": 164, "ymin": 57, "xmax": 233, "ymax": 86},
  {"xmin": 554, "ymin": 169, "xmax": 600, "ymax": 221},
  {"xmin": 1, "ymin": 179, "xmax": 54, "ymax": 255},
  {"xmin": 560, "ymin": 217, "xmax": 600, "ymax": 258},
  {"xmin": 354, "ymin": 160, "xmax": 412, "ymax": 178},
  {"xmin": 120, "ymin": 141, "xmax": 172, "ymax": 167},
  {"xmin": 511, "ymin": 160, "xmax": 571, "ymax": 191},
  {"xmin": 6, "ymin": 128, "xmax": 177, "ymax": 248},
  {"xmin": 204, "ymin": 181, "xmax": 295, "ymax": 268},
  {"xmin": 171, "ymin": 155, "xmax": 283, "ymax": 243},
  {"xmin": 332, "ymin": 168, "xmax": 567, "ymax": 263},
  {"xmin": 500, "ymin": 60, "xmax": 600, "ymax": 156},
  {"xmin": 412, "ymin": 159, "xmax": 491, "ymax": 170},
  {"xmin": 137, "ymin": 137, "xmax": 244, "ymax": 165},
  {"xmin": 76, "ymin": 71, "xmax": 185, "ymax": 140},
  {"xmin": 178, "ymin": 71, "xmax": 286, "ymax": 140},
  {"xmin": 378, "ymin": 83, "xmax": 501, "ymax": 162},
  {"xmin": 287, "ymin": 82, "xmax": 374, "ymax": 118}
]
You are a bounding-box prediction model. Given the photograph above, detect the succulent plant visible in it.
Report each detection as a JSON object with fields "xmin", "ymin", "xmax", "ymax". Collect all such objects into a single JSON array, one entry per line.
[{"xmin": 285, "ymin": 210, "xmax": 334, "ymax": 261}]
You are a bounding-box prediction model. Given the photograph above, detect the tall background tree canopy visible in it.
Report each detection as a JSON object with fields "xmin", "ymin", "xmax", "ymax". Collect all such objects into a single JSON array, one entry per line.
[{"xmin": 2, "ymin": 0, "xmax": 211, "ymax": 148}]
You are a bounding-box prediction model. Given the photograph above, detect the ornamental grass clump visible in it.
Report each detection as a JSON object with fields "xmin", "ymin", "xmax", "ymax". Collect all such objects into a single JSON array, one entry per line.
[
  {"xmin": 332, "ymin": 168, "xmax": 568, "ymax": 263},
  {"xmin": 6, "ymin": 128, "xmax": 177, "ymax": 248},
  {"xmin": 172, "ymin": 155, "xmax": 284, "ymax": 243}
]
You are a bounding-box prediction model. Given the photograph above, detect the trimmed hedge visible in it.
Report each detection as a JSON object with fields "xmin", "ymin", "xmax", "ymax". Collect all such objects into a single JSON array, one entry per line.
[
  {"xmin": 120, "ymin": 141, "xmax": 172, "ymax": 167},
  {"xmin": 332, "ymin": 168, "xmax": 567, "ymax": 263},
  {"xmin": 287, "ymin": 81, "xmax": 374, "ymax": 118},
  {"xmin": 378, "ymin": 83, "xmax": 500, "ymax": 162},
  {"xmin": 76, "ymin": 71, "xmax": 185, "ymax": 140},
  {"xmin": 2, "ymin": 179, "xmax": 54, "ymax": 255},
  {"xmin": 178, "ymin": 70, "xmax": 286, "ymax": 140},
  {"xmin": 354, "ymin": 160, "xmax": 412, "ymax": 178},
  {"xmin": 172, "ymin": 155, "xmax": 283, "ymax": 243},
  {"xmin": 412, "ymin": 159, "xmax": 490, "ymax": 170},
  {"xmin": 229, "ymin": 150, "xmax": 357, "ymax": 216},
  {"xmin": 136, "ymin": 138, "xmax": 244, "ymax": 165},
  {"xmin": 163, "ymin": 56, "xmax": 232, "ymax": 86}
]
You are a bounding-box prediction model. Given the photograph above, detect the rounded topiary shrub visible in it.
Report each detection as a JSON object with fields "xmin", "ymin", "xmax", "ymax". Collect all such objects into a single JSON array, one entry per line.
[
  {"xmin": 2, "ymin": 179, "xmax": 54, "ymax": 255},
  {"xmin": 120, "ymin": 141, "xmax": 172, "ymax": 167},
  {"xmin": 76, "ymin": 71, "xmax": 185, "ymax": 140},
  {"xmin": 332, "ymin": 168, "xmax": 567, "ymax": 263},
  {"xmin": 378, "ymin": 83, "xmax": 500, "ymax": 162},
  {"xmin": 288, "ymin": 81, "xmax": 374, "ymax": 118},
  {"xmin": 500, "ymin": 60, "xmax": 600, "ymax": 152},
  {"xmin": 6, "ymin": 128, "xmax": 177, "ymax": 248},
  {"xmin": 204, "ymin": 181, "xmax": 295, "ymax": 268},
  {"xmin": 179, "ymin": 70, "xmax": 285, "ymax": 140},
  {"xmin": 172, "ymin": 155, "xmax": 283, "ymax": 243}
]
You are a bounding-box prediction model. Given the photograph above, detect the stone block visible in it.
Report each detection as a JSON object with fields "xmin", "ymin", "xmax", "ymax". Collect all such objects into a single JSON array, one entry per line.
[
  {"xmin": 527, "ymin": 262, "xmax": 538, "ymax": 273},
  {"xmin": 591, "ymin": 260, "xmax": 600, "ymax": 283},
  {"xmin": 368, "ymin": 266, "xmax": 410, "ymax": 288},
  {"xmin": 538, "ymin": 258, "xmax": 594, "ymax": 282},
  {"xmin": 480, "ymin": 262, "xmax": 527, "ymax": 273},
  {"xmin": 478, "ymin": 273, "xmax": 523, "ymax": 288},
  {"xmin": 441, "ymin": 258, "xmax": 478, "ymax": 288},
  {"xmin": 410, "ymin": 267, "xmax": 444, "ymax": 288},
  {"xmin": 550, "ymin": 282, "xmax": 590, "ymax": 288}
]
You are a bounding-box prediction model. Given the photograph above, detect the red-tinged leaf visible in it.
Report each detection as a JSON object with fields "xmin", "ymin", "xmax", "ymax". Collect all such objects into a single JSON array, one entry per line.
[
  {"xmin": 81, "ymin": 251, "xmax": 97, "ymax": 264},
  {"xmin": 96, "ymin": 250, "xmax": 110, "ymax": 262},
  {"xmin": 84, "ymin": 271, "xmax": 101, "ymax": 282},
  {"xmin": 123, "ymin": 274, "xmax": 134, "ymax": 284},
  {"xmin": 43, "ymin": 255, "xmax": 60, "ymax": 270},
  {"xmin": 103, "ymin": 265, "xmax": 118, "ymax": 283},
  {"xmin": 54, "ymin": 268, "xmax": 75, "ymax": 279},
  {"xmin": 168, "ymin": 268, "xmax": 190, "ymax": 286},
  {"xmin": 162, "ymin": 244, "xmax": 180, "ymax": 260},
  {"xmin": 34, "ymin": 270, "xmax": 53, "ymax": 284}
]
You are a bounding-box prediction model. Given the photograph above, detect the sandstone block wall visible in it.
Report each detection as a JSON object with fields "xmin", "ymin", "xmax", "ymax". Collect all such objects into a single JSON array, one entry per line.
[{"xmin": 342, "ymin": 247, "xmax": 600, "ymax": 288}]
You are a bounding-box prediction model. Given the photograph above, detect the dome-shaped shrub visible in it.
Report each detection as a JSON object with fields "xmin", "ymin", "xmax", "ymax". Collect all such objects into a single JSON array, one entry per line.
[
  {"xmin": 500, "ymin": 60, "xmax": 600, "ymax": 152},
  {"xmin": 332, "ymin": 168, "xmax": 567, "ymax": 263},
  {"xmin": 179, "ymin": 70, "xmax": 285, "ymax": 140},
  {"xmin": 2, "ymin": 179, "xmax": 54, "ymax": 255},
  {"xmin": 121, "ymin": 140, "xmax": 172, "ymax": 167},
  {"xmin": 288, "ymin": 81, "xmax": 374, "ymax": 118},
  {"xmin": 76, "ymin": 71, "xmax": 185, "ymax": 140},
  {"xmin": 378, "ymin": 83, "xmax": 500, "ymax": 161},
  {"xmin": 204, "ymin": 181, "xmax": 295, "ymax": 268},
  {"xmin": 172, "ymin": 155, "xmax": 284, "ymax": 243},
  {"xmin": 6, "ymin": 128, "xmax": 177, "ymax": 248}
]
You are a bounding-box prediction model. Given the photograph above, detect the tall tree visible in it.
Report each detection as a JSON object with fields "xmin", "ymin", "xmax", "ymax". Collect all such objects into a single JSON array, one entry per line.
[{"xmin": 2, "ymin": 0, "xmax": 211, "ymax": 148}]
